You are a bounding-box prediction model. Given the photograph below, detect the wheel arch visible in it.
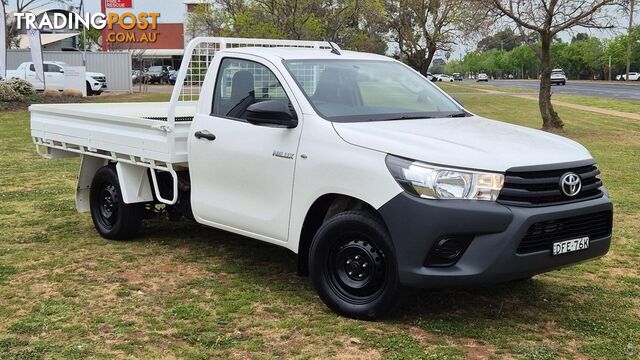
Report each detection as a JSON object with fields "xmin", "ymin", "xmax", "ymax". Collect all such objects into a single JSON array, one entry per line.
[{"xmin": 296, "ymin": 193, "xmax": 386, "ymax": 276}]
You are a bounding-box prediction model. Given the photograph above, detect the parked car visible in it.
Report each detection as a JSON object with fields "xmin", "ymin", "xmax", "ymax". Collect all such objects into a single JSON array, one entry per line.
[
  {"xmin": 477, "ymin": 73, "xmax": 489, "ymax": 82},
  {"xmin": 617, "ymin": 72, "xmax": 640, "ymax": 81},
  {"xmin": 145, "ymin": 66, "xmax": 171, "ymax": 84},
  {"xmin": 550, "ymin": 69, "xmax": 567, "ymax": 85},
  {"xmin": 7, "ymin": 61, "xmax": 107, "ymax": 95},
  {"xmin": 30, "ymin": 37, "xmax": 613, "ymax": 320},
  {"xmin": 169, "ymin": 69, "xmax": 191, "ymax": 85},
  {"xmin": 437, "ymin": 74, "xmax": 454, "ymax": 82},
  {"xmin": 452, "ymin": 73, "xmax": 463, "ymax": 81},
  {"xmin": 132, "ymin": 70, "xmax": 144, "ymax": 84},
  {"xmin": 426, "ymin": 72, "xmax": 437, "ymax": 82}
]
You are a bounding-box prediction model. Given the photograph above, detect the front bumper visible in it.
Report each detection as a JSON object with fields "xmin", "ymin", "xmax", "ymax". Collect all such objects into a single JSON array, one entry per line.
[{"xmin": 378, "ymin": 192, "xmax": 612, "ymax": 288}]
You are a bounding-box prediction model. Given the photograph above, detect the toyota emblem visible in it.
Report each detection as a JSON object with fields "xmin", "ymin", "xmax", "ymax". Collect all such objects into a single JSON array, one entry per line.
[{"xmin": 560, "ymin": 173, "xmax": 582, "ymax": 197}]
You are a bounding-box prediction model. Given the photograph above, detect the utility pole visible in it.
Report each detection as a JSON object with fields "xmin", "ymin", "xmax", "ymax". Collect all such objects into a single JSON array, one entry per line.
[
  {"xmin": 609, "ymin": 55, "xmax": 612, "ymax": 81},
  {"xmin": 626, "ymin": 0, "xmax": 635, "ymax": 81}
]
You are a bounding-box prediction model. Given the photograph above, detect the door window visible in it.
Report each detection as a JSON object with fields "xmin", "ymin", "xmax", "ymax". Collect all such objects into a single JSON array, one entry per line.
[
  {"xmin": 44, "ymin": 64, "xmax": 63, "ymax": 73},
  {"xmin": 212, "ymin": 58, "xmax": 292, "ymax": 120}
]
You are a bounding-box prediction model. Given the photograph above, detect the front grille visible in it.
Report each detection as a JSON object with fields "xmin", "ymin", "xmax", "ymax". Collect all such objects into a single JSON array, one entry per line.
[
  {"xmin": 518, "ymin": 211, "xmax": 612, "ymax": 254},
  {"xmin": 498, "ymin": 162, "xmax": 603, "ymax": 207},
  {"xmin": 93, "ymin": 76, "xmax": 106, "ymax": 83}
]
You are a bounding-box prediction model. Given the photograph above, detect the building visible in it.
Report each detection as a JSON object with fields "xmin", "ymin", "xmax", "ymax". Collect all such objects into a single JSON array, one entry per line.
[
  {"xmin": 91, "ymin": 0, "xmax": 206, "ymax": 69},
  {"xmin": 10, "ymin": 9, "xmax": 79, "ymax": 51}
]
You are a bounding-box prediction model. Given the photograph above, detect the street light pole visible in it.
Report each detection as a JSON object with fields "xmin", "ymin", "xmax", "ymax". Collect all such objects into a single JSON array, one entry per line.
[{"xmin": 625, "ymin": 0, "xmax": 635, "ymax": 81}]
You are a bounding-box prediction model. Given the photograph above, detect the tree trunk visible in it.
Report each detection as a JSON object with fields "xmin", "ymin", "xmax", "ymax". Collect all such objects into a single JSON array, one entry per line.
[
  {"xmin": 422, "ymin": 43, "xmax": 437, "ymax": 76},
  {"xmin": 538, "ymin": 35, "xmax": 563, "ymax": 131}
]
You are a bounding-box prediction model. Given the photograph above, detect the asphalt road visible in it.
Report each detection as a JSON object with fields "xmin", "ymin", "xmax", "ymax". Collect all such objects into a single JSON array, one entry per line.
[{"xmin": 475, "ymin": 80, "xmax": 640, "ymax": 101}]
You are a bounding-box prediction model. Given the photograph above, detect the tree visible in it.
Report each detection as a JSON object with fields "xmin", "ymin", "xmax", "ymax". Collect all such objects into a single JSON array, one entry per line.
[
  {"xmin": 477, "ymin": 28, "xmax": 526, "ymax": 52},
  {"xmin": 186, "ymin": 0, "xmax": 387, "ymax": 53},
  {"xmin": 386, "ymin": 0, "xmax": 474, "ymax": 76},
  {"xmin": 487, "ymin": 0, "xmax": 617, "ymax": 131}
]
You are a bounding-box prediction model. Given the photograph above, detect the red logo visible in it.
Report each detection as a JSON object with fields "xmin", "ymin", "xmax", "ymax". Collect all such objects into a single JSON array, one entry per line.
[{"xmin": 105, "ymin": 0, "xmax": 132, "ymax": 8}]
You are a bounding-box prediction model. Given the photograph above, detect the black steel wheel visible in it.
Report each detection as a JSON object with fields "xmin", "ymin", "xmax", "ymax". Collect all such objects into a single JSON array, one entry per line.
[
  {"xmin": 309, "ymin": 211, "xmax": 399, "ymax": 320},
  {"xmin": 90, "ymin": 166, "xmax": 144, "ymax": 240}
]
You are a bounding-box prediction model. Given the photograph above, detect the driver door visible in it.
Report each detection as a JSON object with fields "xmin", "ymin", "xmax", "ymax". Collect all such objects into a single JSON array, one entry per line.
[{"xmin": 188, "ymin": 56, "xmax": 303, "ymax": 243}]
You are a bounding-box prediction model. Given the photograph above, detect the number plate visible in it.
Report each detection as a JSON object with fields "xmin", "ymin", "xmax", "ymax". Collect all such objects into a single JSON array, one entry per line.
[{"xmin": 552, "ymin": 237, "xmax": 590, "ymax": 256}]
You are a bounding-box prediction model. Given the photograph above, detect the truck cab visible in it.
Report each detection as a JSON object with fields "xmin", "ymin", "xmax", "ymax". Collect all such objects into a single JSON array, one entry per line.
[{"xmin": 30, "ymin": 38, "xmax": 612, "ymax": 320}]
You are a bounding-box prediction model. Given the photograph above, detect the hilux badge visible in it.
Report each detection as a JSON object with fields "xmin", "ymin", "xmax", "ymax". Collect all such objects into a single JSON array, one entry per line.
[{"xmin": 560, "ymin": 173, "xmax": 582, "ymax": 197}]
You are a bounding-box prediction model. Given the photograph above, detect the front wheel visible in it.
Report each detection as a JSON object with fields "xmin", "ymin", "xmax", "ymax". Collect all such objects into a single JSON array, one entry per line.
[
  {"xmin": 309, "ymin": 211, "xmax": 399, "ymax": 320},
  {"xmin": 90, "ymin": 166, "xmax": 144, "ymax": 240}
]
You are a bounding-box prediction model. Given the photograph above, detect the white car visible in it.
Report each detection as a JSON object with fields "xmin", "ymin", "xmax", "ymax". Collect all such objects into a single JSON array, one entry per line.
[
  {"xmin": 477, "ymin": 73, "xmax": 489, "ymax": 82},
  {"xmin": 7, "ymin": 61, "xmax": 107, "ymax": 95},
  {"xmin": 30, "ymin": 37, "xmax": 612, "ymax": 319},
  {"xmin": 436, "ymin": 74, "xmax": 454, "ymax": 82},
  {"xmin": 551, "ymin": 69, "xmax": 567, "ymax": 85},
  {"xmin": 617, "ymin": 72, "xmax": 640, "ymax": 81}
]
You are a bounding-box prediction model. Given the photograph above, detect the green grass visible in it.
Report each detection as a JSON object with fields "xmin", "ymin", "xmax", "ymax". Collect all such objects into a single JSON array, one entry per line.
[
  {"xmin": 0, "ymin": 92, "xmax": 639, "ymax": 359},
  {"xmin": 553, "ymin": 95, "xmax": 640, "ymax": 115},
  {"xmin": 437, "ymin": 81, "xmax": 536, "ymax": 94}
]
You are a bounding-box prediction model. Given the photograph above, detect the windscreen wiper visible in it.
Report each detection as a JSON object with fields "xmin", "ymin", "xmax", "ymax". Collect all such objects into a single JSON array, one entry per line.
[
  {"xmin": 378, "ymin": 115, "xmax": 434, "ymax": 121},
  {"xmin": 446, "ymin": 112, "xmax": 469, "ymax": 118}
]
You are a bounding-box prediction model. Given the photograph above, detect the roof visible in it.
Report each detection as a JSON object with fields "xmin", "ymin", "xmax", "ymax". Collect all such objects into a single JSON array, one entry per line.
[
  {"xmin": 220, "ymin": 47, "xmax": 392, "ymax": 62},
  {"xmin": 16, "ymin": 32, "xmax": 78, "ymax": 49},
  {"xmin": 137, "ymin": 49, "xmax": 185, "ymax": 57}
]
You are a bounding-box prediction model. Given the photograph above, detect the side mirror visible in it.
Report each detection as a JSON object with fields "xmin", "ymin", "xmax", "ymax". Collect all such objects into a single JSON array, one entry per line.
[{"xmin": 246, "ymin": 100, "xmax": 298, "ymax": 128}]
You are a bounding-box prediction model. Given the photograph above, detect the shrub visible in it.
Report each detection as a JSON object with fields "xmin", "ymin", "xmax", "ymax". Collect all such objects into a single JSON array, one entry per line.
[
  {"xmin": 43, "ymin": 88, "xmax": 62, "ymax": 98},
  {"xmin": 62, "ymin": 88, "xmax": 83, "ymax": 97},
  {"xmin": 0, "ymin": 82, "xmax": 25, "ymax": 102},
  {"xmin": 5, "ymin": 78, "xmax": 36, "ymax": 96}
]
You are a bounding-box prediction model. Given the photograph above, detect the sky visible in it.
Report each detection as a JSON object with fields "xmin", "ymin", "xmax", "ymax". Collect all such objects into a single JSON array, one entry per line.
[{"xmin": 6, "ymin": 0, "xmax": 639, "ymax": 59}]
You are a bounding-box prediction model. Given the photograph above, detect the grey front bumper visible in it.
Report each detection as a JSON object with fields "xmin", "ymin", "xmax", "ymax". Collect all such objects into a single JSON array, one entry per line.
[{"xmin": 378, "ymin": 192, "xmax": 612, "ymax": 288}]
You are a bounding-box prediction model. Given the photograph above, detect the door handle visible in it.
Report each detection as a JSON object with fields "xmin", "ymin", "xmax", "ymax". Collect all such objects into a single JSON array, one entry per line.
[{"xmin": 194, "ymin": 130, "xmax": 216, "ymax": 141}]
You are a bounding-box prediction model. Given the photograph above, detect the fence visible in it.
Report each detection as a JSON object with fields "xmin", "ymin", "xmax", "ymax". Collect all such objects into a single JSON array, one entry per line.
[{"xmin": 7, "ymin": 50, "xmax": 132, "ymax": 92}]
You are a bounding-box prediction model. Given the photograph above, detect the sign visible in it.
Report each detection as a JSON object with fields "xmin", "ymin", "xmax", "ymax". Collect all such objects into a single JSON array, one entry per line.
[
  {"xmin": 0, "ymin": 4, "xmax": 6, "ymax": 79},
  {"xmin": 27, "ymin": 29, "xmax": 45, "ymax": 87},
  {"xmin": 105, "ymin": 0, "xmax": 133, "ymax": 8},
  {"xmin": 64, "ymin": 66, "xmax": 87, "ymax": 97}
]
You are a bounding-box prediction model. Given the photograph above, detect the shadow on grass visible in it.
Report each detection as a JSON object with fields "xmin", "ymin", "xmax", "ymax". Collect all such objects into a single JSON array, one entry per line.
[{"xmin": 106, "ymin": 218, "xmax": 637, "ymax": 358}]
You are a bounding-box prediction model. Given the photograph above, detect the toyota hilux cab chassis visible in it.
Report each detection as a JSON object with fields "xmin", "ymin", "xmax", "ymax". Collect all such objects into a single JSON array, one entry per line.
[{"xmin": 30, "ymin": 37, "xmax": 613, "ymax": 319}]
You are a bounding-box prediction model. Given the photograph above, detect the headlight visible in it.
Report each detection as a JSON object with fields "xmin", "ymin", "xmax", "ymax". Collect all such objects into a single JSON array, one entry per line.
[{"xmin": 386, "ymin": 155, "xmax": 504, "ymax": 201}]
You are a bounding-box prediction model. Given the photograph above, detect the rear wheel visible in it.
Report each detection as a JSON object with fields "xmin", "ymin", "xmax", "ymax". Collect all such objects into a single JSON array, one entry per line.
[
  {"xmin": 309, "ymin": 211, "xmax": 399, "ymax": 320},
  {"xmin": 90, "ymin": 166, "xmax": 144, "ymax": 240}
]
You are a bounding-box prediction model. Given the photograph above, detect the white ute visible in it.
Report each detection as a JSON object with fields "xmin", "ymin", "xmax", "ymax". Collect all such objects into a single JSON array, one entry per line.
[
  {"xmin": 31, "ymin": 37, "xmax": 613, "ymax": 319},
  {"xmin": 9, "ymin": 61, "xmax": 107, "ymax": 95}
]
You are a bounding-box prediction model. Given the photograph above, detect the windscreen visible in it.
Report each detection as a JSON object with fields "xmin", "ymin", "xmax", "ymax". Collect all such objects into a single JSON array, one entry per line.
[{"xmin": 284, "ymin": 60, "xmax": 464, "ymax": 122}]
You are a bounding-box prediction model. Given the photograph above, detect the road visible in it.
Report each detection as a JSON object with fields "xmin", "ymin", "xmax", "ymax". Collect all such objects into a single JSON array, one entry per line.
[{"xmin": 474, "ymin": 80, "xmax": 640, "ymax": 101}]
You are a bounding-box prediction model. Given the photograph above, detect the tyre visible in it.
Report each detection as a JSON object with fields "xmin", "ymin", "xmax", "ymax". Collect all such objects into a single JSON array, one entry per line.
[
  {"xmin": 90, "ymin": 165, "xmax": 144, "ymax": 240},
  {"xmin": 86, "ymin": 82, "xmax": 93, "ymax": 96},
  {"xmin": 309, "ymin": 210, "xmax": 399, "ymax": 320}
]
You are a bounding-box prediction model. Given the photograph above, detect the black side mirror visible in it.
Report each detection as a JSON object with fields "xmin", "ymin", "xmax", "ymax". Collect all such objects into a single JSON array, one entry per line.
[{"xmin": 245, "ymin": 100, "xmax": 298, "ymax": 128}]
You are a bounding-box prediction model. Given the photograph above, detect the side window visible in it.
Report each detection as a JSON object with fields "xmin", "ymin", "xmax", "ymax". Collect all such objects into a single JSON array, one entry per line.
[
  {"xmin": 211, "ymin": 58, "xmax": 292, "ymax": 120},
  {"xmin": 29, "ymin": 64, "xmax": 35, "ymax": 72},
  {"xmin": 45, "ymin": 64, "xmax": 63, "ymax": 73}
]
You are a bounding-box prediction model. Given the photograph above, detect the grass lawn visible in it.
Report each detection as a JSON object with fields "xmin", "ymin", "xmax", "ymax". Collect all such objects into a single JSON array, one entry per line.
[
  {"xmin": 553, "ymin": 95, "xmax": 640, "ymax": 115},
  {"xmin": 437, "ymin": 82, "xmax": 536, "ymax": 94},
  {"xmin": 0, "ymin": 92, "xmax": 639, "ymax": 359}
]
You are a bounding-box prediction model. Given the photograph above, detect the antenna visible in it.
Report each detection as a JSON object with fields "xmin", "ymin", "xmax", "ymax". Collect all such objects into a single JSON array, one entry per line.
[{"xmin": 328, "ymin": 41, "xmax": 341, "ymax": 55}]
